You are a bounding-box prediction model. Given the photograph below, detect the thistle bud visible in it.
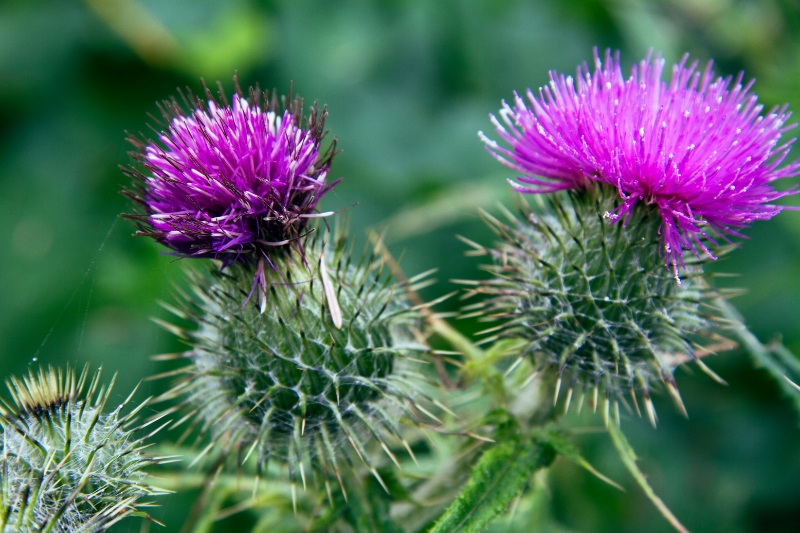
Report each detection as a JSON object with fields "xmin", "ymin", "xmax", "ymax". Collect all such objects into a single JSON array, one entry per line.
[
  {"xmin": 0, "ymin": 366, "xmax": 163, "ymax": 533},
  {"xmin": 163, "ymin": 228, "xmax": 428, "ymax": 490},
  {"xmin": 466, "ymin": 187, "xmax": 720, "ymax": 424}
]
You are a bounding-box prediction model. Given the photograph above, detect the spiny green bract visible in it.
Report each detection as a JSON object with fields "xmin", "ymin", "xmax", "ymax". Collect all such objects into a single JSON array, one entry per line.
[
  {"xmin": 165, "ymin": 229, "xmax": 429, "ymax": 489},
  {"xmin": 0, "ymin": 366, "xmax": 163, "ymax": 533},
  {"xmin": 465, "ymin": 186, "xmax": 722, "ymax": 424}
]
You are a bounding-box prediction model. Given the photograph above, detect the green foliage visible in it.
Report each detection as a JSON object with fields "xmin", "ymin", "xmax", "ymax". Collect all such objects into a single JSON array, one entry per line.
[
  {"xmin": 430, "ymin": 413, "xmax": 556, "ymax": 533},
  {"xmin": 0, "ymin": 366, "xmax": 163, "ymax": 533},
  {"xmin": 465, "ymin": 186, "xmax": 717, "ymax": 421},
  {"xmin": 164, "ymin": 229, "xmax": 429, "ymax": 485}
]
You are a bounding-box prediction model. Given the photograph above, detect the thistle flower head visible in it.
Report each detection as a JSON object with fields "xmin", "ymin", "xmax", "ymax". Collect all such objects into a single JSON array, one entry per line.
[
  {"xmin": 124, "ymin": 82, "xmax": 338, "ymax": 266},
  {"xmin": 466, "ymin": 186, "xmax": 723, "ymax": 425},
  {"xmin": 161, "ymin": 227, "xmax": 430, "ymax": 489},
  {"xmin": 481, "ymin": 48, "xmax": 799, "ymax": 274},
  {"xmin": 0, "ymin": 366, "xmax": 163, "ymax": 533}
]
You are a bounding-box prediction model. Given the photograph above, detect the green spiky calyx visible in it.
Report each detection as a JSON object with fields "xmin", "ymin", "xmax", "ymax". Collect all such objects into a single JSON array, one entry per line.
[
  {"xmin": 0, "ymin": 366, "xmax": 163, "ymax": 533},
  {"xmin": 467, "ymin": 186, "xmax": 722, "ymax": 422},
  {"xmin": 169, "ymin": 230, "xmax": 428, "ymax": 485}
]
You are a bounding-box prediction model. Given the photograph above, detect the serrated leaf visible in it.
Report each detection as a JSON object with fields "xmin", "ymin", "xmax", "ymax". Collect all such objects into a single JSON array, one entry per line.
[{"xmin": 429, "ymin": 429, "xmax": 555, "ymax": 533}]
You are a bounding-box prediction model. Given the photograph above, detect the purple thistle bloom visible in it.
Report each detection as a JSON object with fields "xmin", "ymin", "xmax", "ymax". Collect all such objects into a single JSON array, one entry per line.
[
  {"xmin": 123, "ymin": 84, "xmax": 338, "ymax": 267},
  {"xmin": 481, "ymin": 49, "xmax": 800, "ymax": 273}
]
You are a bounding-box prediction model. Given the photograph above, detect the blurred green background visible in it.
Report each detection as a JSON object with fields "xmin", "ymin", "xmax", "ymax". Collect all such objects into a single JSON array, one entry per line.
[{"xmin": 2, "ymin": 0, "xmax": 800, "ymax": 531}]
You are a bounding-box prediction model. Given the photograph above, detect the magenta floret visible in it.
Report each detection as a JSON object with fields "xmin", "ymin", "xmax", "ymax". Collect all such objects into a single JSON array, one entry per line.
[
  {"xmin": 481, "ymin": 49, "xmax": 799, "ymax": 273},
  {"xmin": 124, "ymin": 86, "xmax": 337, "ymax": 266}
]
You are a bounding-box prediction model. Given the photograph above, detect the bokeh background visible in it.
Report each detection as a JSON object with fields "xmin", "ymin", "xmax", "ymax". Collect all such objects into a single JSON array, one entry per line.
[{"xmin": 2, "ymin": 0, "xmax": 800, "ymax": 531}]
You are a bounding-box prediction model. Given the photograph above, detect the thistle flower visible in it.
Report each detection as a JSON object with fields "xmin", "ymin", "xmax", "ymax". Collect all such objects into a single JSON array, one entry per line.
[
  {"xmin": 480, "ymin": 49, "xmax": 799, "ymax": 274},
  {"xmin": 123, "ymin": 82, "xmax": 338, "ymax": 267},
  {"xmin": 463, "ymin": 187, "xmax": 724, "ymax": 425},
  {"xmin": 0, "ymin": 366, "xmax": 165, "ymax": 533},
  {"xmin": 159, "ymin": 227, "xmax": 431, "ymax": 495}
]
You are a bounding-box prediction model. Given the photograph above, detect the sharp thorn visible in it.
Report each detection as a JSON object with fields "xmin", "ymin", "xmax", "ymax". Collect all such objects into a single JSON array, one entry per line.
[
  {"xmin": 554, "ymin": 377, "xmax": 562, "ymax": 406},
  {"xmin": 402, "ymin": 439, "xmax": 419, "ymax": 467},
  {"xmin": 336, "ymin": 470, "xmax": 348, "ymax": 502},
  {"xmin": 630, "ymin": 389, "xmax": 642, "ymax": 418},
  {"xmin": 695, "ymin": 358, "xmax": 727, "ymax": 386},
  {"xmin": 371, "ymin": 467, "xmax": 389, "ymax": 494},
  {"xmin": 666, "ymin": 382, "xmax": 688, "ymax": 419},
  {"xmin": 564, "ymin": 387, "xmax": 573, "ymax": 414},
  {"xmin": 645, "ymin": 396, "xmax": 658, "ymax": 428},
  {"xmin": 381, "ymin": 442, "xmax": 401, "ymax": 469},
  {"xmin": 325, "ymin": 480, "xmax": 334, "ymax": 508}
]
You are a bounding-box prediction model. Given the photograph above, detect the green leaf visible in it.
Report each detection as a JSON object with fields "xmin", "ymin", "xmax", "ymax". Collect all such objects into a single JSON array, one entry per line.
[{"xmin": 429, "ymin": 424, "xmax": 555, "ymax": 533}]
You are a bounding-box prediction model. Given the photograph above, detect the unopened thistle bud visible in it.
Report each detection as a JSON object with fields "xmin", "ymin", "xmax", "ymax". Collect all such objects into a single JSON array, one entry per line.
[
  {"xmin": 465, "ymin": 187, "xmax": 721, "ymax": 425},
  {"xmin": 0, "ymin": 366, "xmax": 164, "ymax": 533},
  {"xmin": 122, "ymin": 81, "xmax": 338, "ymax": 269},
  {"xmin": 162, "ymin": 228, "xmax": 429, "ymax": 492}
]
